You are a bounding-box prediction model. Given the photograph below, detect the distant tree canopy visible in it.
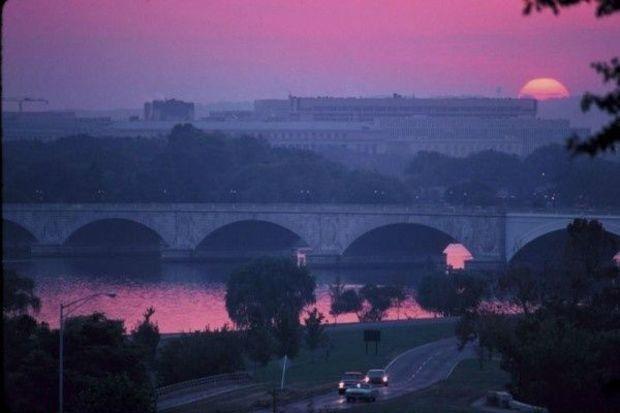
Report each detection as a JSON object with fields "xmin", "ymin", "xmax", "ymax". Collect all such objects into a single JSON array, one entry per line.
[
  {"xmin": 524, "ymin": 0, "xmax": 619, "ymax": 155},
  {"xmin": 405, "ymin": 146, "xmax": 620, "ymax": 208},
  {"xmin": 3, "ymin": 127, "xmax": 618, "ymax": 207},
  {"xmin": 1, "ymin": 125, "xmax": 409, "ymax": 204}
]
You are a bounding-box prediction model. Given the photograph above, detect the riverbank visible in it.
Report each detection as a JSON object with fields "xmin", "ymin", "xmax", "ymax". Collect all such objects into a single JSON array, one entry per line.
[{"xmin": 250, "ymin": 317, "xmax": 457, "ymax": 387}]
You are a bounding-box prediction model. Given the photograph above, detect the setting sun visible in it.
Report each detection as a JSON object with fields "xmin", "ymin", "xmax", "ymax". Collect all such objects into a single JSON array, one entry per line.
[{"xmin": 518, "ymin": 78, "xmax": 570, "ymax": 100}]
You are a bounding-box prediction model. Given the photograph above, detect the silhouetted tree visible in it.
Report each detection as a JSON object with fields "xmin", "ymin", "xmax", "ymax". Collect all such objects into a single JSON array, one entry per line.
[
  {"xmin": 303, "ymin": 308, "xmax": 327, "ymax": 356},
  {"xmin": 2, "ymin": 269, "xmax": 41, "ymax": 316},
  {"xmin": 462, "ymin": 219, "xmax": 620, "ymax": 413},
  {"xmin": 330, "ymin": 288, "xmax": 363, "ymax": 321},
  {"xmin": 225, "ymin": 257, "xmax": 316, "ymax": 360},
  {"xmin": 357, "ymin": 284, "xmax": 406, "ymax": 322},
  {"xmin": 131, "ymin": 306, "xmax": 160, "ymax": 366},
  {"xmin": 524, "ymin": 0, "xmax": 620, "ymax": 155},
  {"xmin": 157, "ymin": 327, "xmax": 243, "ymax": 386},
  {"xmin": 328, "ymin": 276, "xmax": 345, "ymax": 322}
]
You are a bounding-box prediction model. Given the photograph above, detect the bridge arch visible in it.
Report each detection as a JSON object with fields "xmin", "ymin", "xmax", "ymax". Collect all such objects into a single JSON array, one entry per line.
[
  {"xmin": 63, "ymin": 218, "xmax": 167, "ymax": 256},
  {"xmin": 342, "ymin": 221, "xmax": 474, "ymax": 268},
  {"xmin": 508, "ymin": 219, "xmax": 620, "ymax": 262},
  {"xmin": 2, "ymin": 219, "xmax": 39, "ymax": 243},
  {"xmin": 194, "ymin": 219, "xmax": 309, "ymax": 259},
  {"xmin": 509, "ymin": 220, "xmax": 620, "ymax": 266},
  {"xmin": 3, "ymin": 219, "xmax": 39, "ymax": 258}
]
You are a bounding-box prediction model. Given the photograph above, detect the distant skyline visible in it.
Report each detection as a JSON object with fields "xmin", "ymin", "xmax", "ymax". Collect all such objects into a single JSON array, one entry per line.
[{"xmin": 3, "ymin": 0, "xmax": 619, "ymax": 110}]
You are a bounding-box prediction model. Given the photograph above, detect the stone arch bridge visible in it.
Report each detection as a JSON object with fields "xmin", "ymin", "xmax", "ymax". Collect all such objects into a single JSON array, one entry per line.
[{"xmin": 3, "ymin": 203, "xmax": 619, "ymax": 267}]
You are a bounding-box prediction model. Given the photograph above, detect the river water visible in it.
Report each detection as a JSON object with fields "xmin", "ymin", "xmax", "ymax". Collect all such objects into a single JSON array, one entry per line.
[{"xmin": 3, "ymin": 257, "xmax": 438, "ymax": 333}]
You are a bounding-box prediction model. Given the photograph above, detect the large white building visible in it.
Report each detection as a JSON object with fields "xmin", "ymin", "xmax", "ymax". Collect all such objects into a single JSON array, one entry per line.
[{"xmin": 2, "ymin": 94, "xmax": 586, "ymax": 158}]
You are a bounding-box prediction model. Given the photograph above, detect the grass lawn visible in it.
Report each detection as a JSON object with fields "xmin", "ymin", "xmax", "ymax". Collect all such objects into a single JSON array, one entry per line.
[
  {"xmin": 343, "ymin": 358, "xmax": 509, "ymax": 413},
  {"xmin": 251, "ymin": 318, "xmax": 456, "ymax": 387}
]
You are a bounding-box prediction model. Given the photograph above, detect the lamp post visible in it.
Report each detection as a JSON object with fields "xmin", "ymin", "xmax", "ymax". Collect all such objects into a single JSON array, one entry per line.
[{"xmin": 59, "ymin": 292, "xmax": 116, "ymax": 413}]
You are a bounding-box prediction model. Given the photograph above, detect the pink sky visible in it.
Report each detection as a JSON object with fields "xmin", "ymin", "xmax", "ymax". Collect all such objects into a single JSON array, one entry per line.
[{"xmin": 2, "ymin": 0, "xmax": 619, "ymax": 110}]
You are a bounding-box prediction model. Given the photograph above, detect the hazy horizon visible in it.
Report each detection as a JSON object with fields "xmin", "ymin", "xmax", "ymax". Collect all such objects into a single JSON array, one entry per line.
[{"xmin": 3, "ymin": 0, "xmax": 619, "ymax": 111}]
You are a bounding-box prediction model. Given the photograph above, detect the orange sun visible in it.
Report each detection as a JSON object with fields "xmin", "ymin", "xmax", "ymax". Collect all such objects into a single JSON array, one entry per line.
[{"xmin": 518, "ymin": 78, "xmax": 570, "ymax": 100}]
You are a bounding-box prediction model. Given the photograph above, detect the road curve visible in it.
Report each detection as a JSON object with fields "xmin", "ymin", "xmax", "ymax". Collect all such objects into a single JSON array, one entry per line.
[{"xmin": 268, "ymin": 336, "xmax": 475, "ymax": 412}]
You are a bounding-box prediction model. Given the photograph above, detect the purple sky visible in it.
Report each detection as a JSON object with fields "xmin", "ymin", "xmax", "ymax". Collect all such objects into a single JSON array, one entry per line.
[{"xmin": 2, "ymin": 0, "xmax": 619, "ymax": 110}]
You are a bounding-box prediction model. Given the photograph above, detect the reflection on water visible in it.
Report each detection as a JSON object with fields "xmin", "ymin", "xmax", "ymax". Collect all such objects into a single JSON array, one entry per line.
[{"xmin": 3, "ymin": 257, "xmax": 436, "ymax": 333}]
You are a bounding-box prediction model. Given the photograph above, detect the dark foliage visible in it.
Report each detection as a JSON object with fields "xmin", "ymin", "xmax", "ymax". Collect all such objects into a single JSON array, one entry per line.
[
  {"xmin": 303, "ymin": 308, "xmax": 327, "ymax": 352},
  {"xmin": 3, "ymin": 298, "xmax": 156, "ymax": 413},
  {"xmin": 524, "ymin": 1, "xmax": 619, "ymax": 156},
  {"xmin": 225, "ymin": 257, "xmax": 316, "ymax": 360},
  {"xmin": 405, "ymin": 146, "xmax": 620, "ymax": 207},
  {"xmin": 459, "ymin": 219, "xmax": 620, "ymax": 413},
  {"xmin": 415, "ymin": 271, "xmax": 489, "ymax": 318},
  {"xmin": 2, "ymin": 269, "xmax": 41, "ymax": 316},
  {"xmin": 523, "ymin": 0, "xmax": 620, "ymax": 17},
  {"xmin": 131, "ymin": 307, "xmax": 160, "ymax": 366},
  {"xmin": 1, "ymin": 125, "xmax": 410, "ymax": 204},
  {"xmin": 156, "ymin": 327, "xmax": 243, "ymax": 386}
]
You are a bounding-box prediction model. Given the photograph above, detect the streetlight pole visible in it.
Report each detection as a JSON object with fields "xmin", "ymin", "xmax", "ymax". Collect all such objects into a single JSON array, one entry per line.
[{"xmin": 58, "ymin": 292, "xmax": 116, "ymax": 413}]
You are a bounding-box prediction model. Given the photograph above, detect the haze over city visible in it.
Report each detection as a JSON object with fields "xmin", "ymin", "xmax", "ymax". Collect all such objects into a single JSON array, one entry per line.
[
  {"xmin": 3, "ymin": 0, "xmax": 620, "ymax": 110},
  {"xmin": 2, "ymin": 1, "xmax": 620, "ymax": 413}
]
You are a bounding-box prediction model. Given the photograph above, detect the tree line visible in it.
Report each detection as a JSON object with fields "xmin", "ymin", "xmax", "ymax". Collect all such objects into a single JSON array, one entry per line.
[
  {"xmin": 3, "ymin": 124, "xmax": 619, "ymax": 208},
  {"xmin": 415, "ymin": 218, "xmax": 620, "ymax": 413}
]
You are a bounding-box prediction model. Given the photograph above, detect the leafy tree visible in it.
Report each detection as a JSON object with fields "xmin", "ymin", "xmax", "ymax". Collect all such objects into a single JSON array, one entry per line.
[
  {"xmin": 463, "ymin": 219, "xmax": 620, "ymax": 413},
  {"xmin": 131, "ymin": 306, "xmax": 160, "ymax": 366},
  {"xmin": 157, "ymin": 327, "xmax": 243, "ymax": 386},
  {"xmin": 328, "ymin": 276, "xmax": 345, "ymax": 322},
  {"xmin": 244, "ymin": 322, "xmax": 275, "ymax": 368},
  {"xmin": 357, "ymin": 284, "xmax": 407, "ymax": 322},
  {"xmin": 524, "ymin": 0, "xmax": 620, "ymax": 155},
  {"xmin": 416, "ymin": 271, "xmax": 488, "ymax": 317},
  {"xmin": 2, "ymin": 269, "xmax": 41, "ymax": 316},
  {"xmin": 498, "ymin": 266, "xmax": 544, "ymax": 315},
  {"xmin": 330, "ymin": 288, "xmax": 363, "ymax": 320},
  {"xmin": 74, "ymin": 373, "xmax": 156, "ymax": 413},
  {"xmin": 444, "ymin": 180, "xmax": 497, "ymax": 206},
  {"xmin": 303, "ymin": 308, "xmax": 327, "ymax": 354},
  {"xmin": 225, "ymin": 257, "xmax": 316, "ymax": 359},
  {"xmin": 385, "ymin": 283, "xmax": 408, "ymax": 320},
  {"xmin": 4, "ymin": 308, "xmax": 156, "ymax": 413}
]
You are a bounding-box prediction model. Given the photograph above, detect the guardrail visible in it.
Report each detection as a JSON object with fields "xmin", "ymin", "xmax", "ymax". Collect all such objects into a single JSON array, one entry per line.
[{"xmin": 155, "ymin": 371, "xmax": 252, "ymax": 398}]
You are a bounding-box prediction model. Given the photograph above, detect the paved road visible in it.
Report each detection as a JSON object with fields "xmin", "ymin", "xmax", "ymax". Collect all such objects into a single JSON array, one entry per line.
[{"xmin": 268, "ymin": 336, "xmax": 475, "ymax": 412}]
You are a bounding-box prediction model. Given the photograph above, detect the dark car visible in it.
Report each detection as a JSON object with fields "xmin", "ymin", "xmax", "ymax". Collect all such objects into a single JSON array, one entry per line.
[
  {"xmin": 345, "ymin": 383, "xmax": 378, "ymax": 402},
  {"xmin": 364, "ymin": 369, "xmax": 388, "ymax": 386},
  {"xmin": 338, "ymin": 371, "xmax": 364, "ymax": 395}
]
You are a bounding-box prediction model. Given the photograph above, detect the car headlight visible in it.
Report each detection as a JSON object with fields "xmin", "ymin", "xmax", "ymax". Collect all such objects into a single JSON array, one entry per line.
[
  {"xmin": 339, "ymin": 382, "xmax": 344, "ymax": 388},
  {"xmin": 364, "ymin": 376, "xmax": 369, "ymax": 383},
  {"xmin": 383, "ymin": 376, "xmax": 388, "ymax": 382}
]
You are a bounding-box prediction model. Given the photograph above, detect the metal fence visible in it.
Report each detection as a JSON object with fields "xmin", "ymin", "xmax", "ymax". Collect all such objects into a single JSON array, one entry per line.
[{"xmin": 156, "ymin": 371, "xmax": 253, "ymax": 398}]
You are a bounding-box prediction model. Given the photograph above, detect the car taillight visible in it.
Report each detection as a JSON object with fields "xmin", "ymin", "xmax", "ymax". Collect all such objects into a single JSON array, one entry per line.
[
  {"xmin": 364, "ymin": 376, "xmax": 369, "ymax": 383},
  {"xmin": 383, "ymin": 376, "xmax": 388, "ymax": 382},
  {"xmin": 339, "ymin": 382, "xmax": 344, "ymax": 388}
]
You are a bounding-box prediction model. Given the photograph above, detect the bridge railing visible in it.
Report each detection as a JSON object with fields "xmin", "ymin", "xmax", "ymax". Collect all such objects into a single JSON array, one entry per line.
[{"xmin": 155, "ymin": 371, "xmax": 253, "ymax": 398}]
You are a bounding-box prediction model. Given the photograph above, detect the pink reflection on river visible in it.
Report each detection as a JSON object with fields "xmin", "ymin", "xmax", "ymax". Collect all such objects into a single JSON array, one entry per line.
[{"xmin": 32, "ymin": 276, "xmax": 435, "ymax": 333}]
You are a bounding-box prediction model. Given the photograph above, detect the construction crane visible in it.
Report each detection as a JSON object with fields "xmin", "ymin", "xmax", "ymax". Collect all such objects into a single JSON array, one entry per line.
[{"xmin": 2, "ymin": 97, "xmax": 49, "ymax": 113}]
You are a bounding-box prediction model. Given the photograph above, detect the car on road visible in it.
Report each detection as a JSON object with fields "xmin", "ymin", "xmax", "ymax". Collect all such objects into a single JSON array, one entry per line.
[
  {"xmin": 364, "ymin": 369, "xmax": 388, "ymax": 385},
  {"xmin": 338, "ymin": 371, "xmax": 364, "ymax": 395},
  {"xmin": 345, "ymin": 383, "xmax": 378, "ymax": 402}
]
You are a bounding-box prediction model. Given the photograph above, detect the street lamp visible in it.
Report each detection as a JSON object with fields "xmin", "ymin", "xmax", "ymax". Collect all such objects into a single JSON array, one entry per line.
[{"xmin": 59, "ymin": 292, "xmax": 116, "ymax": 413}]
